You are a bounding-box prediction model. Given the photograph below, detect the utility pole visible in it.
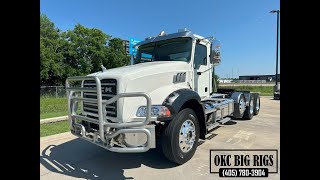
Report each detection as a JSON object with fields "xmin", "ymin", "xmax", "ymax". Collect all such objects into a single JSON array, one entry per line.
[
  {"xmin": 270, "ymin": 9, "xmax": 280, "ymax": 99},
  {"xmin": 237, "ymin": 68, "xmax": 239, "ymax": 79},
  {"xmin": 232, "ymin": 67, "xmax": 233, "ymax": 79}
]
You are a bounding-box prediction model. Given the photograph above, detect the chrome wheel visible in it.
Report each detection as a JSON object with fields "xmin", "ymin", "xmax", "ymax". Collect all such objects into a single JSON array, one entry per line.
[
  {"xmin": 239, "ymin": 98, "xmax": 246, "ymax": 114},
  {"xmin": 250, "ymin": 99, "xmax": 254, "ymax": 114},
  {"xmin": 179, "ymin": 119, "xmax": 196, "ymax": 153}
]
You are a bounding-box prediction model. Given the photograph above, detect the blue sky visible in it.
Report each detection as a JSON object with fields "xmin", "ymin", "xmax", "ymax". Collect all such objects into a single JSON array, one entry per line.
[{"xmin": 40, "ymin": 0, "xmax": 280, "ymax": 78}]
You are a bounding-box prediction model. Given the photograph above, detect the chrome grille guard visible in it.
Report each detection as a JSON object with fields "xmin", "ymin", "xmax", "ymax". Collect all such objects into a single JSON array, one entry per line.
[{"xmin": 66, "ymin": 76, "xmax": 152, "ymax": 152}]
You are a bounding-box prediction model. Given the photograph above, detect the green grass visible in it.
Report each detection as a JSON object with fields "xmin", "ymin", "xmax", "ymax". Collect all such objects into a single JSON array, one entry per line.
[
  {"xmin": 218, "ymin": 86, "xmax": 273, "ymax": 94},
  {"xmin": 40, "ymin": 97, "xmax": 68, "ymax": 119},
  {"xmin": 260, "ymin": 93, "xmax": 273, "ymax": 96},
  {"xmin": 40, "ymin": 121, "xmax": 70, "ymax": 137},
  {"xmin": 40, "ymin": 97, "xmax": 68, "ymax": 114}
]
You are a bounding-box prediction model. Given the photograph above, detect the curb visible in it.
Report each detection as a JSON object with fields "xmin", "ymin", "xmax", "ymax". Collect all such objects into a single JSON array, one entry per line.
[
  {"xmin": 40, "ymin": 116, "xmax": 68, "ymax": 124},
  {"xmin": 40, "ymin": 132, "xmax": 72, "ymax": 141}
]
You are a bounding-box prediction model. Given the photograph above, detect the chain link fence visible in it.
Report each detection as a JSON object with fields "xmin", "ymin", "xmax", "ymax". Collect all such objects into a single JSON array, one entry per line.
[{"xmin": 40, "ymin": 86, "xmax": 66, "ymax": 98}]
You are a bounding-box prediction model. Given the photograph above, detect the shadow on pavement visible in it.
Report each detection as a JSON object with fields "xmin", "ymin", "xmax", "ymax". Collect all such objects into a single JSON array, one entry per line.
[
  {"xmin": 223, "ymin": 120, "xmax": 237, "ymax": 125},
  {"xmin": 40, "ymin": 138, "xmax": 177, "ymax": 180}
]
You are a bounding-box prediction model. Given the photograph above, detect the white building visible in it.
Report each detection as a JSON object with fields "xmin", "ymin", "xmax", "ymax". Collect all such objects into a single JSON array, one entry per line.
[{"xmin": 218, "ymin": 79, "xmax": 233, "ymax": 83}]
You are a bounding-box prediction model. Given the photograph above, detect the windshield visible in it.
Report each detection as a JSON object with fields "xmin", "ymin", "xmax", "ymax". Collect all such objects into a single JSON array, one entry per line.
[{"xmin": 134, "ymin": 37, "xmax": 192, "ymax": 64}]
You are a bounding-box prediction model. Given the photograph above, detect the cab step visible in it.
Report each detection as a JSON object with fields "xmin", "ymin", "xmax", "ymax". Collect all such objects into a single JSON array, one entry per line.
[
  {"xmin": 218, "ymin": 117, "xmax": 231, "ymax": 125},
  {"xmin": 207, "ymin": 122, "xmax": 220, "ymax": 132}
]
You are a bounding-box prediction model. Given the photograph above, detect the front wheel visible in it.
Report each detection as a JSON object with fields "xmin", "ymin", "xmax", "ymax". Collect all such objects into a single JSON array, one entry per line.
[{"xmin": 161, "ymin": 108, "xmax": 200, "ymax": 164}]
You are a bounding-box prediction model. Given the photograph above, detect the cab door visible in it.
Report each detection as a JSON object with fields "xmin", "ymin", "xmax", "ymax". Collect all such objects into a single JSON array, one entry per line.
[{"xmin": 193, "ymin": 42, "xmax": 210, "ymax": 98}]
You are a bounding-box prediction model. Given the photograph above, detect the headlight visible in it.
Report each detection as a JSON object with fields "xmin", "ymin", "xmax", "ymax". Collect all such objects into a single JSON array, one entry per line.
[{"xmin": 136, "ymin": 105, "xmax": 171, "ymax": 117}]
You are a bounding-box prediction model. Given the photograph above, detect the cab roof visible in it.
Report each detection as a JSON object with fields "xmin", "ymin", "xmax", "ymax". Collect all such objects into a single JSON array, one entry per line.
[{"xmin": 134, "ymin": 30, "xmax": 209, "ymax": 48}]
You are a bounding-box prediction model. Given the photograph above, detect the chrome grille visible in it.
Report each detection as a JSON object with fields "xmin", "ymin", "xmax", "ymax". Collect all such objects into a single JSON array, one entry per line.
[{"xmin": 83, "ymin": 79, "xmax": 117, "ymax": 118}]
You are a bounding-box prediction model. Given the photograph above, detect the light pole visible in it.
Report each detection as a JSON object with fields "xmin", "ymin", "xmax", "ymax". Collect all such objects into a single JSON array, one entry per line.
[{"xmin": 270, "ymin": 10, "xmax": 280, "ymax": 99}]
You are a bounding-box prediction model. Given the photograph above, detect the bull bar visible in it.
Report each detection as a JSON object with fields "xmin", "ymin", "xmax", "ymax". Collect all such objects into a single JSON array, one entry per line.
[{"xmin": 66, "ymin": 76, "xmax": 153, "ymax": 153}]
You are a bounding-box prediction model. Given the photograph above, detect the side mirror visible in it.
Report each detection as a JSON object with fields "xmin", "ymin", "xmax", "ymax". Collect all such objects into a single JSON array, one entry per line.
[
  {"xmin": 210, "ymin": 49, "xmax": 221, "ymax": 65},
  {"xmin": 210, "ymin": 40, "xmax": 221, "ymax": 65}
]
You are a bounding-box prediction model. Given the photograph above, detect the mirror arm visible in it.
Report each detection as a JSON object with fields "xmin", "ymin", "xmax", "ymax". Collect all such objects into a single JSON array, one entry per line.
[{"xmin": 197, "ymin": 66, "xmax": 213, "ymax": 75}]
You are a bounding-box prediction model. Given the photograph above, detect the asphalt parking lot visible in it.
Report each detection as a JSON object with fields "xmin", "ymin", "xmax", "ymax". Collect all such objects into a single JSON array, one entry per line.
[{"xmin": 40, "ymin": 96, "xmax": 280, "ymax": 180}]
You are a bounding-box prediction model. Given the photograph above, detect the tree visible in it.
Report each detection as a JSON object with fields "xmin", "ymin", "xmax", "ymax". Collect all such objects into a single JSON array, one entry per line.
[
  {"xmin": 40, "ymin": 14, "xmax": 65, "ymax": 85},
  {"xmin": 106, "ymin": 38, "xmax": 130, "ymax": 68},
  {"xmin": 40, "ymin": 14, "xmax": 130, "ymax": 86},
  {"xmin": 61, "ymin": 24, "xmax": 111, "ymax": 77},
  {"xmin": 61, "ymin": 25, "xmax": 129, "ymax": 77}
]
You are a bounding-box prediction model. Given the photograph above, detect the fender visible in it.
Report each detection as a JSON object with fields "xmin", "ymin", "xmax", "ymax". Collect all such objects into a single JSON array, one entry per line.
[
  {"xmin": 242, "ymin": 92, "xmax": 252, "ymax": 106},
  {"xmin": 230, "ymin": 92, "xmax": 244, "ymax": 103},
  {"xmin": 235, "ymin": 91, "xmax": 252, "ymax": 106},
  {"xmin": 161, "ymin": 88, "xmax": 207, "ymax": 139},
  {"xmin": 230, "ymin": 92, "xmax": 246, "ymax": 118},
  {"xmin": 160, "ymin": 88, "xmax": 203, "ymax": 120}
]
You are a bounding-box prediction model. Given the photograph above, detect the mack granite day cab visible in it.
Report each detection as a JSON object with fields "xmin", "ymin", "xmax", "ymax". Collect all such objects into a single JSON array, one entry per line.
[{"xmin": 66, "ymin": 29, "xmax": 261, "ymax": 164}]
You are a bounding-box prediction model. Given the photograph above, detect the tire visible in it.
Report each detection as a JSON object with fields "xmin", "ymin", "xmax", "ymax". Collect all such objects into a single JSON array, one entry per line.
[
  {"xmin": 243, "ymin": 95, "xmax": 254, "ymax": 120},
  {"xmin": 233, "ymin": 94, "xmax": 246, "ymax": 119},
  {"xmin": 253, "ymin": 94, "xmax": 260, "ymax": 115},
  {"xmin": 161, "ymin": 108, "xmax": 200, "ymax": 164}
]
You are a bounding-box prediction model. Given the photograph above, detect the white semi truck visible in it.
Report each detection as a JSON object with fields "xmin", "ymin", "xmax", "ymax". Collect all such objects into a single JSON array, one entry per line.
[{"xmin": 66, "ymin": 29, "xmax": 260, "ymax": 164}]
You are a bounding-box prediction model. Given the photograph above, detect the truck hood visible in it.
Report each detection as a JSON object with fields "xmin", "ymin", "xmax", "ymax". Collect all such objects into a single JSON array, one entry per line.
[
  {"xmin": 89, "ymin": 61, "xmax": 189, "ymax": 81},
  {"xmin": 87, "ymin": 61, "xmax": 192, "ymax": 122}
]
